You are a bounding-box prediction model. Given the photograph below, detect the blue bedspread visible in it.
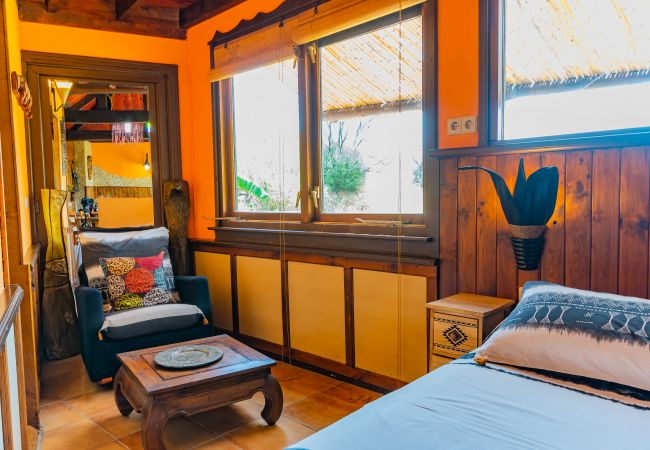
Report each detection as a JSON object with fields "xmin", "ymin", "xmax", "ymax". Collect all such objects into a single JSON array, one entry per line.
[{"xmin": 288, "ymin": 360, "xmax": 650, "ymax": 450}]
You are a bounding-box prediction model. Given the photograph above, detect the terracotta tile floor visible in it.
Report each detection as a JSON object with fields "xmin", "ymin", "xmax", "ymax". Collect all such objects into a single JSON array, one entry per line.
[{"xmin": 39, "ymin": 355, "xmax": 382, "ymax": 449}]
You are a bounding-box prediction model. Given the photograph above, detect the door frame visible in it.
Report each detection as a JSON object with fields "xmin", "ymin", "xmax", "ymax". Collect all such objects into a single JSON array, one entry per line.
[{"xmin": 22, "ymin": 51, "xmax": 182, "ymax": 245}]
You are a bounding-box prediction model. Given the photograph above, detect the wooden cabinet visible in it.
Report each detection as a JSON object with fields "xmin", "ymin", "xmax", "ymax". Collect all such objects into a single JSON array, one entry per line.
[{"xmin": 427, "ymin": 293, "xmax": 514, "ymax": 363}]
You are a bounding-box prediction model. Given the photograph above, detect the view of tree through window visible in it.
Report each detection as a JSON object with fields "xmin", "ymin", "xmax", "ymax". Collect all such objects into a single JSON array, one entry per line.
[
  {"xmin": 502, "ymin": 0, "xmax": 650, "ymax": 140},
  {"xmin": 233, "ymin": 60, "xmax": 300, "ymax": 212},
  {"xmin": 320, "ymin": 16, "xmax": 423, "ymax": 215}
]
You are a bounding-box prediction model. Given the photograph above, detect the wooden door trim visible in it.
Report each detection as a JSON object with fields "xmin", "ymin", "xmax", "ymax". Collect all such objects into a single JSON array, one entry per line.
[{"xmin": 21, "ymin": 51, "xmax": 182, "ymax": 244}]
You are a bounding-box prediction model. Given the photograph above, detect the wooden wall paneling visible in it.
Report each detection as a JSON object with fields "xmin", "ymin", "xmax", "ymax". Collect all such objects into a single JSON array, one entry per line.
[
  {"xmin": 193, "ymin": 252, "xmax": 233, "ymax": 331},
  {"xmin": 590, "ymin": 149, "xmax": 620, "ymax": 294},
  {"xmin": 618, "ymin": 147, "xmax": 650, "ymax": 298},
  {"xmin": 495, "ymin": 154, "xmax": 520, "ymax": 299},
  {"xmin": 517, "ymin": 153, "xmax": 542, "ymax": 286},
  {"xmin": 438, "ymin": 158, "xmax": 458, "ymax": 298},
  {"xmin": 288, "ymin": 262, "xmax": 346, "ymax": 364},
  {"xmin": 475, "ymin": 155, "xmax": 497, "ymax": 296},
  {"xmin": 236, "ymin": 256, "xmax": 284, "ymax": 345},
  {"xmin": 457, "ymin": 157, "xmax": 477, "ymax": 293},
  {"xmin": 540, "ymin": 151, "xmax": 566, "ymax": 285},
  {"xmin": 564, "ymin": 150, "xmax": 593, "ymax": 290},
  {"xmin": 353, "ymin": 270, "xmax": 427, "ymax": 383}
]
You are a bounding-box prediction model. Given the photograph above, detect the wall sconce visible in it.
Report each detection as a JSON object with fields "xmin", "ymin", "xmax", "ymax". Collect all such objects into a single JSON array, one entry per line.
[
  {"xmin": 54, "ymin": 80, "xmax": 73, "ymax": 111},
  {"xmin": 143, "ymin": 153, "xmax": 151, "ymax": 171}
]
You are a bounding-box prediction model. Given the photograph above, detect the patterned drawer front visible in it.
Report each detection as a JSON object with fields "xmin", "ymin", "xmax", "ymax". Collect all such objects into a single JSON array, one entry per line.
[{"xmin": 432, "ymin": 313, "xmax": 478, "ymax": 358}]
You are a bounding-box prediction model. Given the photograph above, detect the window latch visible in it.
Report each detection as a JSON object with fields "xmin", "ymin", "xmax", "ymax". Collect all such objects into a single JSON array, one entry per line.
[
  {"xmin": 307, "ymin": 43, "xmax": 317, "ymax": 64},
  {"xmin": 295, "ymin": 191, "xmax": 301, "ymax": 208},
  {"xmin": 293, "ymin": 45, "xmax": 301, "ymax": 69},
  {"xmin": 310, "ymin": 186, "xmax": 320, "ymax": 209}
]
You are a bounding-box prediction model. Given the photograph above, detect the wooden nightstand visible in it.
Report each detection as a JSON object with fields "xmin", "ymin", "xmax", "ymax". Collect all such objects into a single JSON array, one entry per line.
[{"xmin": 427, "ymin": 293, "xmax": 515, "ymax": 364}]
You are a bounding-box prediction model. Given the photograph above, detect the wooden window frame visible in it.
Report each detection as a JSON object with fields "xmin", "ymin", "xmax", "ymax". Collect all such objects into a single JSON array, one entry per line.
[
  {"xmin": 481, "ymin": 0, "xmax": 650, "ymax": 148},
  {"xmin": 213, "ymin": 3, "xmax": 436, "ymax": 246}
]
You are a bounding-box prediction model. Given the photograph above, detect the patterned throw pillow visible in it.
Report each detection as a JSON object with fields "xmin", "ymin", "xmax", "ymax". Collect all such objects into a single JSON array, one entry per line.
[
  {"xmin": 99, "ymin": 251, "xmax": 180, "ymax": 312},
  {"xmin": 475, "ymin": 281, "xmax": 650, "ymax": 393}
]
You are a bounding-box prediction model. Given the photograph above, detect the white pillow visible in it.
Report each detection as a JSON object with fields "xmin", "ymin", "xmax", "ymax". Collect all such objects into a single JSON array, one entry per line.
[{"xmin": 475, "ymin": 282, "xmax": 650, "ymax": 393}]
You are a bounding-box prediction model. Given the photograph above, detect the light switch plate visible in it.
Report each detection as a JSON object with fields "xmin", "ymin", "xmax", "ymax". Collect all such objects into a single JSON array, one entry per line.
[
  {"xmin": 447, "ymin": 118, "xmax": 462, "ymax": 135},
  {"xmin": 460, "ymin": 116, "xmax": 477, "ymax": 133}
]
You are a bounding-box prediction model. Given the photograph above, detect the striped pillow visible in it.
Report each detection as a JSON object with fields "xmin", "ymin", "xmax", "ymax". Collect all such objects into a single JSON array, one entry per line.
[{"xmin": 475, "ymin": 282, "xmax": 650, "ymax": 393}]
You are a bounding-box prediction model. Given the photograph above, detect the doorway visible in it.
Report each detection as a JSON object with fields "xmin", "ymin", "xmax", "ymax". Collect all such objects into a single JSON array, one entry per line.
[{"xmin": 22, "ymin": 51, "xmax": 182, "ymax": 247}]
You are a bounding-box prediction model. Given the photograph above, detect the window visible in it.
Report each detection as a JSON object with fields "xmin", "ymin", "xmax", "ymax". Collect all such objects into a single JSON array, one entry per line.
[
  {"xmin": 320, "ymin": 16, "xmax": 423, "ymax": 215},
  {"xmin": 217, "ymin": 6, "xmax": 431, "ymax": 233},
  {"xmin": 495, "ymin": 0, "xmax": 650, "ymax": 141},
  {"xmin": 232, "ymin": 60, "xmax": 300, "ymax": 213}
]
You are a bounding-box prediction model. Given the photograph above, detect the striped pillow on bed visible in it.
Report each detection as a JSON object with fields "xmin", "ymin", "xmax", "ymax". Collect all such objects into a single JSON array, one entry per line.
[{"xmin": 475, "ymin": 282, "xmax": 650, "ymax": 393}]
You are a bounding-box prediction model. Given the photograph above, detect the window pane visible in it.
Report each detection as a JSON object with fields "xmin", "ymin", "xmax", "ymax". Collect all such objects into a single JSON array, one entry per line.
[
  {"xmin": 233, "ymin": 61, "xmax": 300, "ymax": 212},
  {"xmin": 503, "ymin": 0, "xmax": 650, "ymax": 140},
  {"xmin": 320, "ymin": 17, "xmax": 423, "ymax": 215}
]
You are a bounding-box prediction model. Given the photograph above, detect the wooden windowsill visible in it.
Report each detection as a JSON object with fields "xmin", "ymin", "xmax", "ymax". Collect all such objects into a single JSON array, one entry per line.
[
  {"xmin": 0, "ymin": 285, "xmax": 24, "ymax": 348},
  {"xmin": 194, "ymin": 226, "xmax": 437, "ymax": 265}
]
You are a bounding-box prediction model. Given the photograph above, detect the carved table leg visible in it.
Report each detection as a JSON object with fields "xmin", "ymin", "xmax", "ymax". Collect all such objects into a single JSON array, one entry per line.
[
  {"xmin": 142, "ymin": 402, "xmax": 169, "ymax": 450},
  {"xmin": 113, "ymin": 368, "xmax": 134, "ymax": 417},
  {"xmin": 260, "ymin": 374, "xmax": 283, "ymax": 425}
]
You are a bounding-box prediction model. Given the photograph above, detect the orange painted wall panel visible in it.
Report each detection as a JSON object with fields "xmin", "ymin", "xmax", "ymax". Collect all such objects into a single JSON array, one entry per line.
[
  {"xmin": 437, "ymin": 0, "xmax": 479, "ymax": 149},
  {"xmin": 91, "ymin": 142, "xmax": 151, "ymax": 179},
  {"xmin": 6, "ymin": 0, "xmax": 32, "ymax": 258}
]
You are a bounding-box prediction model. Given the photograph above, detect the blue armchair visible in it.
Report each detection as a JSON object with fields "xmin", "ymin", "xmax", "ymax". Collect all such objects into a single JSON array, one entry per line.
[{"xmin": 75, "ymin": 268, "xmax": 214, "ymax": 382}]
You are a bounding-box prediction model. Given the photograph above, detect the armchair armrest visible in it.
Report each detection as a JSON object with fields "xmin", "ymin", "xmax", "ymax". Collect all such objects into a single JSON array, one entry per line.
[
  {"xmin": 175, "ymin": 276, "xmax": 213, "ymax": 324},
  {"xmin": 75, "ymin": 285, "xmax": 105, "ymax": 344}
]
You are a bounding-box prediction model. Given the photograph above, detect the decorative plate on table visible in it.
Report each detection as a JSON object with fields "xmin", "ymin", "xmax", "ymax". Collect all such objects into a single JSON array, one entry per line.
[{"xmin": 154, "ymin": 345, "xmax": 224, "ymax": 370}]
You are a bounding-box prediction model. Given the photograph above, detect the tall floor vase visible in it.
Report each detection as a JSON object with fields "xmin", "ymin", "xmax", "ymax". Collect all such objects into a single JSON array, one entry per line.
[
  {"xmin": 163, "ymin": 180, "xmax": 191, "ymax": 276},
  {"xmin": 41, "ymin": 189, "xmax": 80, "ymax": 360}
]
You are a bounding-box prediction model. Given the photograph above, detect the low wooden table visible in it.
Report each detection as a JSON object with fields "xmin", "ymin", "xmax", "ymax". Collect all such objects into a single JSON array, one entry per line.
[{"xmin": 113, "ymin": 335, "xmax": 283, "ymax": 449}]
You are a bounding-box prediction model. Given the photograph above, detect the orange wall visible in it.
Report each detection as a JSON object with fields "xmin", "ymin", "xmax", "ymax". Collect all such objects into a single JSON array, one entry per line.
[
  {"xmin": 438, "ymin": 0, "xmax": 479, "ymax": 149},
  {"xmin": 5, "ymin": 0, "xmax": 32, "ymax": 258},
  {"xmin": 91, "ymin": 142, "xmax": 152, "ymax": 180}
]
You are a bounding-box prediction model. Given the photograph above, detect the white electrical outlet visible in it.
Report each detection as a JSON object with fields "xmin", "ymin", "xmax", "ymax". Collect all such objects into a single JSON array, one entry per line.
[
  {"xmin": 460, "ymin": 116, "xmax": 477, "ymax": 133},
  {"xmin": 447, "ymin": 118, "xmax": 462, "ymax": 135}
]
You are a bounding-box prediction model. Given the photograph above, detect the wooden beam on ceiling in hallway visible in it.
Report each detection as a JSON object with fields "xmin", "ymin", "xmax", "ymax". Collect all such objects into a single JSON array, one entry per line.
[
  {"xmin": 65, "ymin": 129, "xmax": 151, "ymax": 141},
  {"xmin": 115, "ymin": 0, "xmax": 142, "ymax": 19},
  {"xmin": 64, "ymin": 109, "xmax": 149, "ymax": 123},
  {"xmin": 44, "ymin": 0, "xmax": 62, "ymax": 13},
  {"xmin": 180, "ymin": 0, "xmax": 246, "ymax": 29}
]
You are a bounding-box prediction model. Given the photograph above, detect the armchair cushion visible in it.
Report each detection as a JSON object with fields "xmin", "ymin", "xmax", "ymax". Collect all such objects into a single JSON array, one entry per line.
[{"xmin": 100, "ymin": 303, "xmax": 206, "ymax": 340}]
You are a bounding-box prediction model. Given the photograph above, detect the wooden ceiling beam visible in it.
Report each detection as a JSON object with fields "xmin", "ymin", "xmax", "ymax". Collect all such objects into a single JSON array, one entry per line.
[
  {"xmin": 179, "ymin": 0, "xmax": 246, "ymax": 29},
  {"xmin": 67, "ymin": 94, "xmax": 97, "ymax": 111},
  {"xmin": 66, "ymin": 129, "xmax": 151, "ymax": 142},
  {"xmin": 64, "ymin": 110, "xmax": 149, "ymax": 124},
  {"xmin": 115, "ymin": 0, "xmax": 142, "ymax": 20},
  {"xmin": 44, "ymin": 0, "xmax": 63, "ymax": 13},
  {"xmin": 71, "ymin": 86, "xmax": 148, "ymax": 95}
]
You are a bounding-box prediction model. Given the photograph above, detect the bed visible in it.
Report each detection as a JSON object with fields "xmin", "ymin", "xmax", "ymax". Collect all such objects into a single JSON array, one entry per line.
[{"xmin": 289, "ymin": 282, "xmax": 650, "ymax": 450}]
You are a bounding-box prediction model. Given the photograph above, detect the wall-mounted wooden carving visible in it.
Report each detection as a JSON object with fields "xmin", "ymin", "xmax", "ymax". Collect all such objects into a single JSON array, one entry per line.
[{"xmin": 10, "ymin": 72, "xmax": 33, "ymax": 119}]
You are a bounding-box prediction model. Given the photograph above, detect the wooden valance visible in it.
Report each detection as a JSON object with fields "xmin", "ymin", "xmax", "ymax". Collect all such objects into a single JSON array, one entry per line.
[{"xmin": 208, "ymin": 0, "xmax": 427, "ymax": 82}]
